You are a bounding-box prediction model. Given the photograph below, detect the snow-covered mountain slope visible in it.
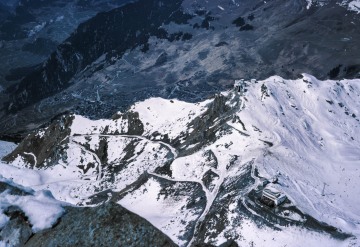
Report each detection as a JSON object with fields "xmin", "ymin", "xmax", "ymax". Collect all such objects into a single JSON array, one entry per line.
[
  {"xmin": 1, "ymin": 74, "xmax": 360, "ymax": 246},
  {"xmin": 238, "ymin": 74, "xmax": 360, "ymax": 231},
  {"xmin": 306, "ymin": 0, "xmax": 360, "ymax": 12}
]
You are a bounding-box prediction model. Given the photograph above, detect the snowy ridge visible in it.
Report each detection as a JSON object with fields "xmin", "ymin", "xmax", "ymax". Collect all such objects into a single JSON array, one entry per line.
[
  {"xmin": 70, "ymin": 114, "xmax": 129, "ymax": 136},
  {"xmin": 129, "ymin": 98, "xmax": 211, "ymax": 140},
  {"xmin": 1, "ymin": 75, "xmax": 360, "ymax": 246},
  {"xmin": 307, "ymin": 0, "xmax": 360, "ymax": 12}
]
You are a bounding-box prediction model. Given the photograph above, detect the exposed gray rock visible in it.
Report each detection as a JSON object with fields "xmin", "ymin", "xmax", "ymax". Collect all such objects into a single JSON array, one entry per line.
[
  {"xmin": 25, "ymin": 202, "xmax": 177, "ymax": 247},
  {"xmin": 0, "ymin": 181, "xmax": 31, "ymax": 196},
  {"xmin": 175, "ymin": 94, "xmax": 239, "ymax": 156},
  {"xmin": 2, "ymin": 114, "xmax": 73, "ymax": 168},
  {"xmin": 0, "ymin": 208, "xmax": 33, "ymax": 247}
]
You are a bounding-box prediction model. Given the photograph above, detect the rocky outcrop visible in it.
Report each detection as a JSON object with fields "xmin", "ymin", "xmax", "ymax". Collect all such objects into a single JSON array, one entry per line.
[
  {"xmin": 25, "ymin": 202, "xmax": 177, "ymax": 247},
  {"xmin": 0, "ymin": 207, "xmax": 33, "ymax": 247},
  {"xmin": 112, "ymin": 111, "xmax": 144, "ymax": 135},
  {"xmin": 175, "ymin": 94, "xmax": 239, "ymax": 156},
  {"xmin": 2, "ymin": 114, "xmax": 73, "ymax": 168}
]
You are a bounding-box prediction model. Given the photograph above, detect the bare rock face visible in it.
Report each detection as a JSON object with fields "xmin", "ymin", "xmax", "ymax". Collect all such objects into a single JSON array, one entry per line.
[
  {"xmin": 0, "ymin": 208, "xmax": 33, "ymax": 247},
  {"xmin": 175, "ymin": 93, "xmax": 239, "ymax": 156},
  {"xmin": 112, "ymin": 111, "xmax": 144, "ymax": 135},
  {"xmin": 2, "ymin": 114, "xmax": 74, "ymax": 168},
  {"xmin": 25, "ymin": 202, "xmax": 177, "ymax": 247}
]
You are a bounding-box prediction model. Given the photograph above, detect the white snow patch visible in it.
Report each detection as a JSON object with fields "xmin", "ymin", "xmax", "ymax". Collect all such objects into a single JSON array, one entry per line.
[
  {"xmin": 130, "ymin": 97, "xmax": 210, "ymax": 140},
  {"xmin": 56, "ymin": 15, "xmax": 64, "ymax": 22},
  {"xmin": 119, "ymin": 177, "xmax": 200, "ymax": 246},
  {"xmin": 0, "ymin": 177, "xmax": 65, "ymax": 233},
  {"xmin": 70, "ymin": 115, "xmax": 129, "ymax": 136},
  {"xmin": 348, "ymin": 0, "xmax": 360, "ymax": 12},
  {"xmin": 28, "ymin": 22, "xmax": 46, "ymax": 37},
  {"xmin": 306, "ymin": 0, "xmax": 314, "ymax": 9}
]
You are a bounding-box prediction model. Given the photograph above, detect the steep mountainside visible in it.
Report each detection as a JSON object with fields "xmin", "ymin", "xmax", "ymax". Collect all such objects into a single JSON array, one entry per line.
[
  {"xmin": 0, "ymin": 0, "xmax": 132, "ymax": 91},
  {"xmin": 1, "ymin": 0, "xmax": 359, "ymax": 135},
  {"xmin": 1, "ymin": 74, "xmax": 359, "ymax": 246}
]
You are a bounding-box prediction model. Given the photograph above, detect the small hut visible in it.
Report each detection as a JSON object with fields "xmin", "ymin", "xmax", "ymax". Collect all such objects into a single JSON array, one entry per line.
[
  {"xmin": 234, "ymin": 79, "xmax": 245, "ymax": 93},
  {"xmin": 261, "ymin": 186, "xmax": 287, "ymax": 206}
]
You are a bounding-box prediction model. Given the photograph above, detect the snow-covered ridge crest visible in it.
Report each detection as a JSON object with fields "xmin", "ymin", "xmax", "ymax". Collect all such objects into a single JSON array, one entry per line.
[
  {"xmin": 307, "ymin": 0, "xmax": 360, "ymax": 12},
  {"xmin": 1, "ymin": 74, "xmax": 360, "ymax": 246}
]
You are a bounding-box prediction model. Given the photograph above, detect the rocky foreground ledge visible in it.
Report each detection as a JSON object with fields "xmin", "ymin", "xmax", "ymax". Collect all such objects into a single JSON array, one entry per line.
[{"xmin": 0, "ymin": 176, "xmax": 176, "ymax": 247}]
